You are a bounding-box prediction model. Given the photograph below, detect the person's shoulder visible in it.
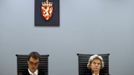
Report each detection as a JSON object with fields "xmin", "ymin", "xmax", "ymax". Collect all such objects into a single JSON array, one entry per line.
[
  {"xmin": 100, "ymin": 73, "xmax": 107, "ymax": 75},
  {"xmin": 38, "ymin": 70, "xmax": 45, "ymax": 75},
  {"xmin": 19, "ymin": 69, "xmax": 29, "ymax": 75},
  {"xmin": 99, "ymin": 70, "xmax": 107, "ymax": 75}
]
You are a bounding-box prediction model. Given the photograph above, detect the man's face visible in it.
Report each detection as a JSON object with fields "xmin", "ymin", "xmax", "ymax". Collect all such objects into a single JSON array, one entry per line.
[
  {"xmin": 27, "ymin": 57, "xmax": 39, "ymax": 73},
  {"xmin": 90, "ymin": 59, "xmax": 101, "ymax": 73}
]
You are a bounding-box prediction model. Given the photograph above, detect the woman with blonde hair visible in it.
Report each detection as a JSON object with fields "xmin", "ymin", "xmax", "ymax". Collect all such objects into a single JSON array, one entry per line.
[{"xmin": 86, "ymin": 54, "xmax": 104, "ymax": 75}]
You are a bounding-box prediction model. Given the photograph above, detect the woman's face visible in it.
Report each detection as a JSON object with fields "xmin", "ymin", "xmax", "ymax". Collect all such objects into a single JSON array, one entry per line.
[{"xmin": 90, "ymin": 59, "xmax": 101, "ymax": 73}]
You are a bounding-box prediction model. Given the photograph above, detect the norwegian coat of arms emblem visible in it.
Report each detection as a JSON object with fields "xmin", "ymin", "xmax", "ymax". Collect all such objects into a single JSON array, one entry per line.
[{"xmin": 41, "ymin": 0, "xmax": 53, "ymax": 21}]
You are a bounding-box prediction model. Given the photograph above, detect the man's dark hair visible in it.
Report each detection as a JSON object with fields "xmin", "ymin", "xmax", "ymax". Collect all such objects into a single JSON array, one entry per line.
[{"xmin": 27, "ymin": 51, "xmax": 40, "ymax": 61}]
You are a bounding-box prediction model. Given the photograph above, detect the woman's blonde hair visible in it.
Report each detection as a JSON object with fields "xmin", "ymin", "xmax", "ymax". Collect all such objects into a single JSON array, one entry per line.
[{"xmin": 87, "ymin": 54, "xmax": 104, "ymax": 69}]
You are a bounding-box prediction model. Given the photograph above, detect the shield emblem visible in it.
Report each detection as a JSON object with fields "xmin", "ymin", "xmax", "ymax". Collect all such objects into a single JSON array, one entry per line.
[{"xmin": 41, "ymin": 0, "xmax": 53, "ymax": 21}]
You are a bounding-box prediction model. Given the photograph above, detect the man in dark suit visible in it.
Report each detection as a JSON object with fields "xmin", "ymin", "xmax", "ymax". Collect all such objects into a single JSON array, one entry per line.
[{"xmin": 21, "ymin": 51, "xmax": 45, "ymax": 75}]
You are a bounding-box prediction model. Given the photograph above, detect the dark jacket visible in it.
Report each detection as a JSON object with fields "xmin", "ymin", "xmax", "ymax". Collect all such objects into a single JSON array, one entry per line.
[
  {"xmin": 85, "ymin": 68, "xmax": 104, "ymax": 75},
  {"xmin": 20, "ymin": 69, "xmax": 45, "ymax": 75}
]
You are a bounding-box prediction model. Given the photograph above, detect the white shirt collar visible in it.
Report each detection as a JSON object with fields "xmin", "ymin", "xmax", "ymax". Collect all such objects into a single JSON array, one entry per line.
[{"xmin": 28, "ymin": 69, "xmax": 38, "ymax": 75}]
